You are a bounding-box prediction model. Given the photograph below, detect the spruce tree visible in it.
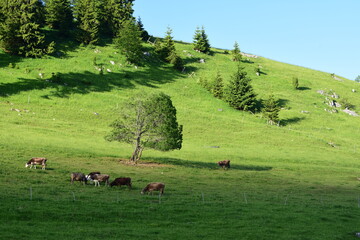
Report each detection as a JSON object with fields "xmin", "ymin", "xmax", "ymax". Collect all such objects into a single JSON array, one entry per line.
[
  {"xmin": 136, "ymin": 16, "xmax": 149, "ymax": 41},
  {"xmin": 193, "ymin": 26, "xmax": 210, "ymax": 54},
  {"xmin": 0, "ymin": 0, "xmax": 54, "ymax": 57},
  {"xmin": 155, "ymin": 27, "xmax": 175, "ymax": 60},
  {"xmin": 74, "ymin": 0, "xmax": 101, "ymax": 44},
  {"xmin": 262, "ymin": 94, "xmax": 280, "ymax": 125},
  {"xmin": 114, "ymin": 20, "xmax": 143, "ymax": 65},
  {"xmin": 212, "ymin": 71, "xmax": 224, "ymax": 99},
  {"xmin": 45, "ymin": 0, "xmax": 73, "ymax": 35},
  {"xmin": 103, "ymin": 0, "xmax": 134, "ymax": 36},
  {"xmin": 225, "ymin": 65, "xmax": 257, "ymax": 112},
  {"xmin": 292, "ymin": 77, "xmax": 299, "ymax": 89},
  {"xmin": 232, "ymin": 41, "xmax": 241, "ymax": 62}
]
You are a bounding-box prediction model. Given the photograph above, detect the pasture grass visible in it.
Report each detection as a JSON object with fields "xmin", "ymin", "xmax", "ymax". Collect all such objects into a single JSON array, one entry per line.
[{"xmin": 1, "ymin": 41, "xmax": 360, "ymax": 239}]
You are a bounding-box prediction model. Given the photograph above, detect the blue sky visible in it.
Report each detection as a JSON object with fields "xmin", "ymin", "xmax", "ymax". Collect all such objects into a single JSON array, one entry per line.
[{"xmin": 133, "ymin": 0, "xmax": 359, "ymax": 80}]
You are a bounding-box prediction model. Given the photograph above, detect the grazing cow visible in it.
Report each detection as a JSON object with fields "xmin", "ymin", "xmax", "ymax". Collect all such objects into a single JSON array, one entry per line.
[
  {"xmin": 70, "ymin": 172, "xmax": 87, "ymax": 185},
  {"xmin": 25, "ymin": 157, "xmax": 47, "ymax": 170},
  {"xmin": 85, "ymin": 172, "xmax": 100, "ymax": 184},
  {"xmin": 218, "ymin": 160, "xmax": 230, "ymax": 169},
  {"xmin": 110, "ymin": 177, "xmax": 132, "ymax": 189},
  {"xmin": 141, "ymin": 182, "xmax": 165, "ymax": 195},
  {"xmin": 87, "ymin": 174, "xmax": 110, "ymax": 187}
]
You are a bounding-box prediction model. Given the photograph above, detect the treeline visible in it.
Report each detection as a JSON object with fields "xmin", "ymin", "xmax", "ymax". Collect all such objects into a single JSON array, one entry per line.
[{"xmin": 0, "ymin": 0, "xmax": 148, "ymax": 58}]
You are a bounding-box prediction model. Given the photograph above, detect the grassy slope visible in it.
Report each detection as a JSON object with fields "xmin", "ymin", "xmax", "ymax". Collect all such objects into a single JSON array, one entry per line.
[{"xmin": 0, "ymin": 42, "xmax": 360, "ymax": 239}]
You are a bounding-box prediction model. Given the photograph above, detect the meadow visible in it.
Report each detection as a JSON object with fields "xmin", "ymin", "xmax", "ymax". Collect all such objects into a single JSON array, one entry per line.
[{"xmin": 0, "ymin": 41, "xmax": 360, "ymax": 239}]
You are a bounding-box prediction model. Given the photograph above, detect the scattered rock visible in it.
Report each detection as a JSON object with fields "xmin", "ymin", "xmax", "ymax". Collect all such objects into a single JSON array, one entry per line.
[
  {"xmin": 342, "ymin": 108, "xmax": 359, "ymax": 116},
  {"xmin": 301, "ymin": 110, "xmax": 310, "ymax": 114},
  {"xmin": 143, "ymin": 52, "xmax": 150, "ymax": 56},
  {"xmin": 106, "ymin": 69, "xmax": 112, "ymax": 72},
  {"xmin": 317, "ymin": 90, "xmax": 325, "ymax": 95},
  {"xmin": 352, "ymin": 89, "xmax": 356, "ymax": 93},
  {"xmin": 94, "ymin": 112, "xmax": 99, "ymax": 116},
  {"xmin": 328, "ymin": 142, "xmax": 337, "ymax": 148},
  {"xmin": 241, "ymin": 52, "xmax": 259, "ymax": 58},
  {"xmin": 218, "ymin": 108, "xmax": 223, "ymax": 112},
  {"xmin": 94, "ymin": 49, "xmax": 101, "ymax": 53},
  {"xmin": 110, "ymin": 60, "xmax": 115, "ymax": 65},
  {"xmin": 199, "ymin": 59, "xmax": 205, "ymax": 63}
]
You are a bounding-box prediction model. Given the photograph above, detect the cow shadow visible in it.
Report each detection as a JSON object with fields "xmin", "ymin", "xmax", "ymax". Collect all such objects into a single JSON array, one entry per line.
[{"xmin": 143, "ymin": 157, "xmax": 272, "ymax": 171}]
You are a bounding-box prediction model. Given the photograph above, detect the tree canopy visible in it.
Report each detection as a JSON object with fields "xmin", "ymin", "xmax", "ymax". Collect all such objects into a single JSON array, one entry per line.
[
  {"xmin": 193, "ymin": 26, "xmax": 211, "ymax": 54},
  {"xmin": 106, "ymin": 92, "xmax": 183, "ymax": 162}
]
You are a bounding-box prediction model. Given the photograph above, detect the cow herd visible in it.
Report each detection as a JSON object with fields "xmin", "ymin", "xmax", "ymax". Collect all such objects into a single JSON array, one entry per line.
[{"xmin": 25, "ymin": 157, "xmax": 231, "ymax": 196}]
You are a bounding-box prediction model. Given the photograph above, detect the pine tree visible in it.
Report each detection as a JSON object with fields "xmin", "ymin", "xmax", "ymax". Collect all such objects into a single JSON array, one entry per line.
[
  {"xmin": 232, "ymin": 41, "xmax": 241, "ymax": 62},
  {"xmin": 225, "ymin": 65, "xmax": 257, "ymax": 112},
  {"xmin": 136, "ymin": 16, "xmax": 149, "ymax": 41},
  {"xmin": 114, "ymin": 19, "xmax": 143, "ymax": 65},
  {"xmin": 292, "ymin": 77, "xmax": 299, "ymax": 89},
  {"xmin": 193, "ymin": 26, "xmax": 210, "ymax": 54},
  {"xmin": 45, "ymin": 0, "xmax": 73, "ymax": 35},
  {"xmin": 74, "ymin": 0, "xmax": 101, "ymax": 44},
  {"xmin": 262, "ymin": 94, "xmax": 280, "ymax": 125},
  {"xmin": 103, "ymin": 0, "xmax": 134, "ymax": 36},
  {"xmin": 0, "ymin": 0, "xmax": 54, "ymax": 57},
  {"xmin": 212, "ymin": 71, "xmax": 224, "ymax": 99}
]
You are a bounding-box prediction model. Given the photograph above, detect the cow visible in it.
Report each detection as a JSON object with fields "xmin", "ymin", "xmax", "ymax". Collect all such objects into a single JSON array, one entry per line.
[
  {"xmin": 110, "ymin": 177, "xmax": 132, "ymax": 189},
  {"xmin": 87, "ymin": 174, "xmax": 110, "ymax": 187},
  {"xmin": 70, "ymin": 172, "xmax": 87, "ymax": 185},
  {"xmin": 218, "ymin": 160, "xmax": 230, "ymax": 169},
  {"xmin": 85, "ymin": 172, "xmax": 101, "ymax": 184},
  {"xmin": 141, "ymin": 182, "xmax": 165, "ymax": 195},
  {"xmin": 25, "ymin": 157, "xmax": 47, "ymax": 170}
]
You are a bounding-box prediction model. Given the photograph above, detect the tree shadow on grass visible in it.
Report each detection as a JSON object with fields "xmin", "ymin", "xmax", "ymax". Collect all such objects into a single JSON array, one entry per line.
[
  {"xmin": 0, "ymin": 63, "xmax": 183, "ymax": 98},
  {"xmin": 281, "ymin": 117, "xmax": 306, "ymax": 126},
  {"xmin": 297, "ymin": 86, "xmax": 311, "ymax": 91},
  {"xmin": 0, "ymin": 51, "xmax": 22, "ymax": 68},
  {"xmin": 143, "ymin": 157, "xmax": 272, "ymax": 171}
]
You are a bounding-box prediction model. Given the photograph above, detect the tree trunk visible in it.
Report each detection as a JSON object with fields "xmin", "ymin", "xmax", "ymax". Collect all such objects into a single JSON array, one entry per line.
[{"xmin": 130, "ymin": 137, "xmax": 142, "ymax": 163}]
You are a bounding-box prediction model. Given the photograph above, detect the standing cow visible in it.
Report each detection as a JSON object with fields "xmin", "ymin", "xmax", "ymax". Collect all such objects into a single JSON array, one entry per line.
[
  {"xmin": 70, "ymin": 172, "xmax": 87, "ymax": 185},
  {"xmin": 25, "ymin": 157, "xmax": 47, "ymax": 170},
  {"xmin": 110, "ymin": 177, "xmax": 132, "ymax": 189},
  {"xmin": 141, "ymin": 182, "xmax": 165, "ymax": 195},
  {"xmin": 218, "ymin": 160, "xmax": 230, "ymax": 169}
]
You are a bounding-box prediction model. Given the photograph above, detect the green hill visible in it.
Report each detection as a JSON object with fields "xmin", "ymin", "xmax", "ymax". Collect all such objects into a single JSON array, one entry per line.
[{"xmin": 1, "ymin": 41, "xmax": 360, "ymax": 239}]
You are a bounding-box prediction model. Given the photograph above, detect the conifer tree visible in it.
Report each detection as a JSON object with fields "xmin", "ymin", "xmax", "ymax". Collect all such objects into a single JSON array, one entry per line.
[
  {"xmin": 136, "ymin": 16, "xmax": 149, "ymax": 41},
  {"xmin": 292, "ymin": 77, "xmax": 299, "ymax": 89},
  {"xmin": 115, "ymin": 20, "xmax": 143, "ymax": 65},
  {"xmin": 225, "ymin": 65, "xmax": 257, "ymax": 112},
  {"xmin": 212, "ymin": 71, "xmax": 224, "ymax": 99},
  {"xmin": 0, "ymin": 0, "xmax": 54, "ymax": 57},
  {"xmin": 232, "ymin": 41, "xmax": 241, "ymax": 62},
  {"xmin": 74, "ymin": 0, "xmax": 101, "ymax": 44},
  {"xmin": 45, "ymin": 0, "xmax": 73, "ymax": 35},
  {"xmin": 103, "ymin": 0, "xmax": 134, "ymax": 36},
  {"xmin": 193, "ymin": 26, "xmax": 211, "ymax": 54},
  {"xmin": 262, "ymin": 94, "xmax": 280, "ymax": 125}
]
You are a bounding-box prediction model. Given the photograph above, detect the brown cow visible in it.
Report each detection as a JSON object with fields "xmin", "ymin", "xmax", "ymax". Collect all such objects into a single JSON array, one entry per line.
[
  {"xmin": 25, "ymin": 157, "xmax": 47, "ymax": 170},
  {"xmin": 70, "ymin": 172, "xmax": 87, "ymax": 185},
  {"xmin": 141, "ymin": 182, "xmax": 165, "ymax": 195},
  {"xmin": 110, "ymin": 177, "xmax": 132, "ymax": 189},
  {"xmin": 218, "ymin": 160, "xmax": 230, "ymax": 169}
]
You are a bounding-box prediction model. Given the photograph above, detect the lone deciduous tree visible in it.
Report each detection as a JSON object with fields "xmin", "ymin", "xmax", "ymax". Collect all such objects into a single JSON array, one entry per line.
[{"xmin": 106, "ymin": 92, "xmax": 183, "ymax": 162}]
